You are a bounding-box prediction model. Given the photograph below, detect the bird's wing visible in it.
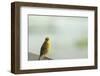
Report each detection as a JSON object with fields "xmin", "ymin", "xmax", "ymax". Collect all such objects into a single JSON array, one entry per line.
[{"xmin": 40, "ymin": 42, "xmax": 47, "ymax": 56}]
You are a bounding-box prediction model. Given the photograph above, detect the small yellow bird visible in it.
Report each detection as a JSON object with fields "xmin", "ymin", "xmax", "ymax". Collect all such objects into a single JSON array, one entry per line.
[{"xmin": 39, "ymin": 37, "xmax": 51, "ymax": 60}]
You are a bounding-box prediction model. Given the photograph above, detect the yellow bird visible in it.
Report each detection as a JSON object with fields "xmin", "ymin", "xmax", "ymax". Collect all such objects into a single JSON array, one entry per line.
[{"xmin": 39, "ymin": 37, "xmax": 51, "ymax": 60}]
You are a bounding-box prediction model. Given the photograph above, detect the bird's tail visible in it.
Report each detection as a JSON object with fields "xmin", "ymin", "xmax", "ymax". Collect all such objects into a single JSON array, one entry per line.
[
  {"xmin": 39, "ymin": 55, "xmax": 41, "ymax": 60},
  {"xmin": 39, "ymin": 55, "xmax": 44, "ymax": 60}
]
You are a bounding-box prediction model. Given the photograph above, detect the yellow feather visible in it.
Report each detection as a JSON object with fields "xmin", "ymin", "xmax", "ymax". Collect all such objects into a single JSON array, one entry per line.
[
  {"xmin": 47, "ymin": 40, "xmax": 52, "ymax": 56},
  {"xmin": 47, "ymin": 40, "xmax": 51, "ymax": 49}
]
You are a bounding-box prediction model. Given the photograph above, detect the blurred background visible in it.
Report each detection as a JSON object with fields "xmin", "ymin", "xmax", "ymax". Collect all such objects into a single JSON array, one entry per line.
[{"xmin": 28, "ymin": 15, "xmax": 88, "ymax": 60}]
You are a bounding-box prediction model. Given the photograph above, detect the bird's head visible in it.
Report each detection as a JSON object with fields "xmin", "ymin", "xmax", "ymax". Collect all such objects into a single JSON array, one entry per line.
[{"xmin": 45, "ymin": 37, "xmax": 49, "ymax": 41}]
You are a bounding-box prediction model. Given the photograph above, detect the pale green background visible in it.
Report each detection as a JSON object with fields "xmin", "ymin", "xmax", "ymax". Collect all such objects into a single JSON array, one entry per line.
[{"xmin": 28, "ymin": 15, "xmax": 88, "ymax": 60}]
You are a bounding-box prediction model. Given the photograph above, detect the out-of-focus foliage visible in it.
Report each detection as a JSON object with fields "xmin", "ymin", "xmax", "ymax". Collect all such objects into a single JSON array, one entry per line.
[{"xmin": 75, "ymin": 37, "xmax": 88, "ymax": 48}]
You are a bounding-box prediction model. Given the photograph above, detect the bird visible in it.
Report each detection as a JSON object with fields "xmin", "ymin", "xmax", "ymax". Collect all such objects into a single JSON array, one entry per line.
[{"xmin": 39, "ymin": 37, "xmax": 51, "ymax": 60}]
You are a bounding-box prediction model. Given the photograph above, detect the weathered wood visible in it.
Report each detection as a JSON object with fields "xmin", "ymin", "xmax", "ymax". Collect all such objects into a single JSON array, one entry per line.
[{"xmin": 28, "ymin": 52, "xmax": 52, "ymax": 60}]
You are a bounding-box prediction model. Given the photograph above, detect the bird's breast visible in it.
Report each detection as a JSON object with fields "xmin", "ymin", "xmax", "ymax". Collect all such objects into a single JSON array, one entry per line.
[{"xmin": 47, "ymin": 41, "xmax": 51, "ymax": 49}]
